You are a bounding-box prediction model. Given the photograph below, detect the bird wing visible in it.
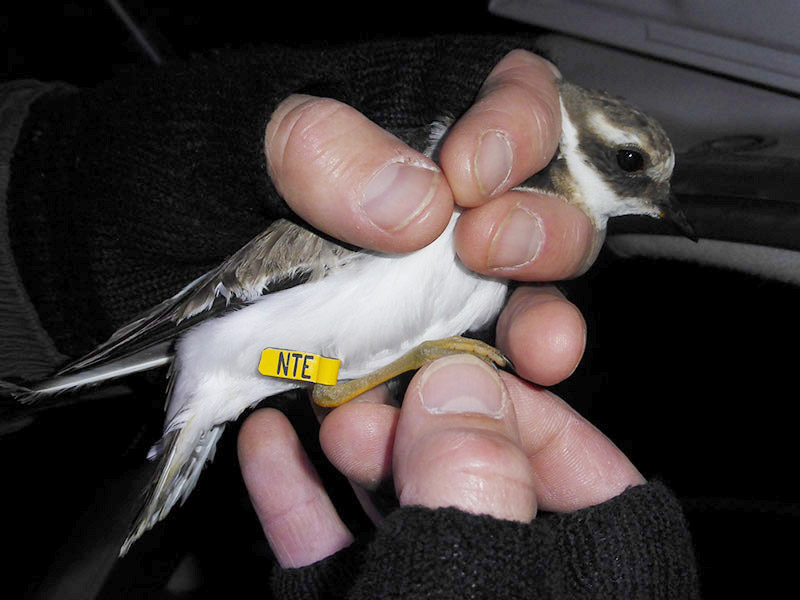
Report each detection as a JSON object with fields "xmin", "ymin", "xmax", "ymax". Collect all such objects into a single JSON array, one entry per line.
[
  {"xmin": 57, "ymin": 218, "xmax": 357, "ymax": 377},
  {"xmin": 120, "ymin": 422, "xmax": 227, "ymax": 556}
]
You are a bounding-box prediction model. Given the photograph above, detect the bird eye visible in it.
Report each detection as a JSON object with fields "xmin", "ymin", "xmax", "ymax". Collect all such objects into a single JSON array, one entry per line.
[{"xmin": 616, "ymin": 148, "xmax": 645, "ymax": 172}]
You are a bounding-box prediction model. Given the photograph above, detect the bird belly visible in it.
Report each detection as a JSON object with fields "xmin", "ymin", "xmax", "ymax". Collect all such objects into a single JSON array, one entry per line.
[{"xmin": 167, "ymin": 216, "xmax": 507, "ymax": 428}]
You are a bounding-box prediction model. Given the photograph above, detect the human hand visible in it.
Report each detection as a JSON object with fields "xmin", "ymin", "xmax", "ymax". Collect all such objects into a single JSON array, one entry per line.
[
  {"xmin": 265, "ymin": 49, "xmax": 604, "ymax": 279},
  {"xmin": 238, "ymin": 286, "xmax": 645, "ymax": 568},
  {"xmin": 239, "ymin": 49, "xmax": 629, "ymax": 568}
]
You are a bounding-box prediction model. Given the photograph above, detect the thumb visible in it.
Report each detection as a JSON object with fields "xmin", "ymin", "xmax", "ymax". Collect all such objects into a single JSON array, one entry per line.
[{"xmin": 393, "ymin": 354, "xmax": 537, "ymax": 522}]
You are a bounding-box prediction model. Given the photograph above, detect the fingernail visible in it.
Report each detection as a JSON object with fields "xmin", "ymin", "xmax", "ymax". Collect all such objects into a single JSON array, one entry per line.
[
  {"xmin": 362, "ymin": 161, "xmax": 439, "ymax": 232},
  {"xmin": 545, "ymin": 60, "xmax": 562, "ymax": 80},
  {"xmin": 488, "ymin": 204, "xmax": 544, "ymax": 269},
  {"xmin": 475, "ymin": 130, "xmax": 513, "ymax": 196},
  {"xmin": 419, "ymin": 355, "xmax": 506, "ymax": 418}
]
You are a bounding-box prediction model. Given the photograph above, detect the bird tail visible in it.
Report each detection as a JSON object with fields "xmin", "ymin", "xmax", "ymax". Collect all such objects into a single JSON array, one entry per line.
[
  {"xmin": 1, "ymin": 342, "xmax": 173, "ymax": 406},
  {"xmin": 120, "ymin": 420, "xmax": 226, "ymax": 556}
]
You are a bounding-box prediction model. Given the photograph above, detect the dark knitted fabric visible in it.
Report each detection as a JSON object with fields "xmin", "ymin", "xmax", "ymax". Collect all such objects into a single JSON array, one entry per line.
[
  {"xmin": 272, "ymin": 481, "xmax": 699, "ymax": 599},
  {"xmin": 0, "ymin": 80, "xmax": 71, "ymax": 379},
  {"xmin": 7, "ymin": 36, "xmax": 539, "ymax": 357}
]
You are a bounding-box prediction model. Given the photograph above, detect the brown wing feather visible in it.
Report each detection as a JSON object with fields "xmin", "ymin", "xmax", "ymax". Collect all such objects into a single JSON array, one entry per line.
[{"xmin": 60, "ymin": 219, "xmax": 356, "ymax": 374}]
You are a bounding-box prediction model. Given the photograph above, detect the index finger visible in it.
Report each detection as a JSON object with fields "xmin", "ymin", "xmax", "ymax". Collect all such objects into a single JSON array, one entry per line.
[{"xmin": 439, "ymin": 49, "xmax": 562, "ymax": 207}]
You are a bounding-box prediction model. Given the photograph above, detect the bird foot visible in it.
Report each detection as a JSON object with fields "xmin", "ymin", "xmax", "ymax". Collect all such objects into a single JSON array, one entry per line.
[{"xmin": 311, "ymin": 336, "xmax": 511, "ymax": 407}]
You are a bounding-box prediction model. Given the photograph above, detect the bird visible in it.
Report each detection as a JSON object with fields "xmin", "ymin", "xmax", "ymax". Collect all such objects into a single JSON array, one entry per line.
[{"xmin": 11, "ymin": 79, "xmax": 692, "ymax": 555}]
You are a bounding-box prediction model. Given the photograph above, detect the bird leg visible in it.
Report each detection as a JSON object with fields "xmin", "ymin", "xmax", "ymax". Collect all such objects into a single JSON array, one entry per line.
[{"xmin": 311, "ymin": 336, "xmax": 511, "ymax": 407}]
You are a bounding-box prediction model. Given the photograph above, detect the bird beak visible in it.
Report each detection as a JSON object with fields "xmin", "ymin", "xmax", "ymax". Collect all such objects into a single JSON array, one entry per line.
[{"xmin": 657, "ymin": 192, "xmax": 698, "ymax": 242}]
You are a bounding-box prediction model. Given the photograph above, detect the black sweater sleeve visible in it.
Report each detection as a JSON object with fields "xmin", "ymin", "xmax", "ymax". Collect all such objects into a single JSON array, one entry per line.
[
  {"xmin": 6, "ymin": 36, "xmax": 538, "ymax": 359},
  {"xmin": 271, "ymin": 481, "xmax": 700, "ymax": 599}
]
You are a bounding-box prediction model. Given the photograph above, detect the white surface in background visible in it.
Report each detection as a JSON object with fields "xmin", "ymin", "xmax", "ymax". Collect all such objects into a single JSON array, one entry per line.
[{"xmin": 490, "ymin": 0, "xmax": 800, "ymax": 94}]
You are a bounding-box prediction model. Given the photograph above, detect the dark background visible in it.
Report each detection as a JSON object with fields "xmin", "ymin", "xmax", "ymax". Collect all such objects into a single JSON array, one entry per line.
[
  {"xmin": 3, "ymin": 2, "xmax": 798, "ymax": 598},
  {"xmin": 2, "ymin": 1, "xmax": 523, "ymax": 85}
]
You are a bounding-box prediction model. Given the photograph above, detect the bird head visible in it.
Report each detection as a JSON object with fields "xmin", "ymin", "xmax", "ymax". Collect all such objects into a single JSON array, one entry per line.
[{"xmin": 519, "ymin": 81, "xmax": 695, "ymax": 239}]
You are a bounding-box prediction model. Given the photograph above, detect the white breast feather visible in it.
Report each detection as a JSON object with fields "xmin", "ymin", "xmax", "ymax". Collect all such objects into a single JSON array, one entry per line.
[{"xmin": 166, "ymin": 212, "xmax": 507, "ymax": 429}]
